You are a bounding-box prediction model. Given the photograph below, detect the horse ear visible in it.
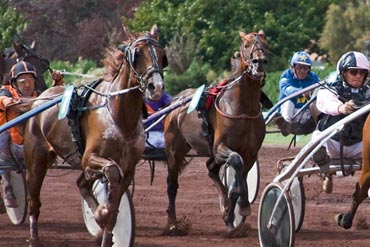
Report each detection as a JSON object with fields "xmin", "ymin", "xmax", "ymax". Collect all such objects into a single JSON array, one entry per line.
[
  {"xmin": 150, "ymin": 24, "xmax": 159, "ymax": 41},
  {"xmin": 122, "ymin": 24, "xmax": 136, "ymax": 41},
  {"xmin": 239, "ymin": 31, "xmax": 247, "ymax": 41},
  {"xmin": 12, "ymin": 41, "xmax": 25, "ymax": 57}
]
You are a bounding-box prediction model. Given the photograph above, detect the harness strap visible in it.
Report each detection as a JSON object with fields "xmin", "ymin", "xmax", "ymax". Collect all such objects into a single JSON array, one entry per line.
[{"xmin": 67, "ymin": 79, "xmax": 103, "ymax": 154}]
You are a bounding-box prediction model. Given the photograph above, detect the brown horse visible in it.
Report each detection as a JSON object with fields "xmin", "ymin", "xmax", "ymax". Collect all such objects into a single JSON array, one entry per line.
[
  {"xmin": 335, "ymin": 112, "xmax": 370, "ymax": 229},
  {"xmin": 163, "ymin": 32, "xmax": 268, "ymax": 234},
  {"xmin": 0, "ymin": 40, "xmax": 50, "ymax": 92},
  {"xmin": 23, "ymin": 24, "xmax": 166, "ymax": 247}
]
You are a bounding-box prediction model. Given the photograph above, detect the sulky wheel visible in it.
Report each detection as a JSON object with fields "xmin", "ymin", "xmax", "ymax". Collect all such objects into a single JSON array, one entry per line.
[
  {"xmin": 5, "ymin": 170, "xmax": 27, "ymax": 225},
  {"xmin": 81, "ymin": 179, "xmax": 135, "ymax": 247},
  {"xmin": 218, "ymin": 160, "xmax": 259, "ymax": 227},
  {"xmin": 258, "ymin": 182, "xmax": 295, "ymax": 247},
  {"xmin": 279, "ymin": 165, "xmax": 305, "ymax": 232}
]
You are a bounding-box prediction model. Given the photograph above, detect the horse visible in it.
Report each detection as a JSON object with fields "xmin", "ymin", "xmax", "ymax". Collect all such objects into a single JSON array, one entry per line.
[
  {"xmin": 0, "ymin": 40, "xmax": 50, "ymax": 93},
  {"xmin": 334, "ymin": 112, "xmax": 370, "ymax": 229},
  {"xmin": 163, "ymin": 31, "xmax": 268, "ymax": 235},
  {"xmin": 23, "ymin": 24, "xmax": 167, "ymax": 247}
]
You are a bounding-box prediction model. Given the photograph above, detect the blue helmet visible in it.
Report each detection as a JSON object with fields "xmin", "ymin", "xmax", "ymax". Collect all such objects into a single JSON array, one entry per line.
[{"xmin": 290, "ymin": 51, "xmax": 312, "ymax": 67}]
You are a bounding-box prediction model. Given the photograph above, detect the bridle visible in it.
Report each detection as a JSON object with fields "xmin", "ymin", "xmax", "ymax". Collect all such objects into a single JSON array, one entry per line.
[
  {"xmin": 85, "ymin": 35, "xmax": 165, "ymax": 99},
  {"xmin": 118, "ymin": 35, "xmax": 165, "ymax": 92},
  {"xmin": 240, "ymin": 33, "xmax": 267, "ymax": 80}
]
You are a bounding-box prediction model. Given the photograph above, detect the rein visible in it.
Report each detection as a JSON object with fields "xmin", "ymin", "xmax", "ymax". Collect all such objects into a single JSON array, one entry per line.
[{"xmin": 213, "ymin": 72, "xmax": 262, "ymax": 119}]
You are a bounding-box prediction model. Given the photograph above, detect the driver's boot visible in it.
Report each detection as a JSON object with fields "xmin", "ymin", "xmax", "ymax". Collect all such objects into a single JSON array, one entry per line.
[{"xmin": 1, "ymin": 173, "xmax": 18, "ymax": 208}]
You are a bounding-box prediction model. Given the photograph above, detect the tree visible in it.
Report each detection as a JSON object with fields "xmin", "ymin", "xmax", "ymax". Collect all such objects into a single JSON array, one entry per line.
[
  {"xmin": 320, "ymin": 1, "xmax": 370, "ymax": 64},
  {"xmin": 129, "ymin": 0, "xmax": 337, "ymax": 74},
  {"xmin": 0, "ymin": 2, "xmax": 26, "ymax": 50},
  {"xmin": 8, "ymin": 0, "xmax": 141, "ymax": 62}
]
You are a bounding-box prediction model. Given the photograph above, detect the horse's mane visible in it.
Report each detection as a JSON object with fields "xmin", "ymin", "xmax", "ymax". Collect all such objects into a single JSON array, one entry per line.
[
  {"xmin": 102, "ymin": 47, "xmax": 126, "ymax": 82},
  {"xmin": 102, "ymin": 30, "xmax": 151, "ymax": 82}
]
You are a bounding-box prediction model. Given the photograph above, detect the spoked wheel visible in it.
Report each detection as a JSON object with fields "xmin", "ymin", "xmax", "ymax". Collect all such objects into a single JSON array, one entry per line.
[
  {"xmin": 258, "ymin": 182, "xmax": 295, "ymax": 247},
  {"xmin": 81, "ymin": 179, "xmax": 135, "ymax": 247},
  {"xmin": 218, "ymin": 160, "xmax": 260, "ymax": 227},
  {"xmin": 5, "ymin": 170, "xmax": 27, "ymax": 225},
  {"xmin": 279, "ymin": 165, "xmax": 305, "ymax": 232}
]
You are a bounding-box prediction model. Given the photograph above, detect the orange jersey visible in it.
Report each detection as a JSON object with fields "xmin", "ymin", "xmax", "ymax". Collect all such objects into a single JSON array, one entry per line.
[{"xmin": 0, "ymin": 85, "xmax": 37, "ymax": 144}]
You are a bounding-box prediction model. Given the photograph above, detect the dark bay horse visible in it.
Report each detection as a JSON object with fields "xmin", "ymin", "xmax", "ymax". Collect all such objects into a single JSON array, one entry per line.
[
  {"xmin": 0, "ymin": 40, "xmax": 50, "ymax": 92},
  {"xmin": 335, "ymin": 113, "xmax": 370, "ymax": 229},
  {"xmin": 23, "ymin": 24, "xmax": 166, "ymax": 247},
  {"xmin": 163, "ymin": 32, "xmax": 268, "ymax": 234}
]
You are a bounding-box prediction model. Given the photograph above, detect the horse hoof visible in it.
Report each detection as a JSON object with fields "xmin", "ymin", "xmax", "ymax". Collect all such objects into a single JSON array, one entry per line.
[
  {"xmin": 334, "ymin": 213, "xmax": 352, "ymax": 229},
  {"xmin": 239, "ymin": 205, "xmax": 251, "ymax": 217}
]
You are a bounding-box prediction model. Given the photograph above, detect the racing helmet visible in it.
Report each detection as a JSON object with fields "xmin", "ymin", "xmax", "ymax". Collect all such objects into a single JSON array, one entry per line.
[
  {"xmin": 9, "ymin": 61, "xmax": 37, "ymax": 84},
  {"xmin": 336, "ymin": 51, "xmax": 370, "ymax": 85},
  {"xmin": 290, "ymin": 51, "xmax": 312, "ymax": 67},
  {"xmin": 336, "ymin": 51, "xmax": 370, "ymax": 74}
]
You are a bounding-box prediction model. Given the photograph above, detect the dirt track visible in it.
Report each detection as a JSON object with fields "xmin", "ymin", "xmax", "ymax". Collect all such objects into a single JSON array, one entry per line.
[{"xmin": 1, "ymin": 145, "xmax": 370, "ymax": 247}]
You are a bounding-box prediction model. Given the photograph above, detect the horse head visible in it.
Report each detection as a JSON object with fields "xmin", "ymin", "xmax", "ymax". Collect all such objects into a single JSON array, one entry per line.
[
  {"xmin": 119, "ymin": 24, "xmax": 166, "ymax": 101},
  {"xmin": 239, "ymin": 32, "xmax": 268, "ymax": 80}
]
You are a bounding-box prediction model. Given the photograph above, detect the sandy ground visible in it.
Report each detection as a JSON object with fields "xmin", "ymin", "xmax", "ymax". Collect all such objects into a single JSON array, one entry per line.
[{"xmin": 1, "ymin": 145, "xmax": 370, "ymax": 247}]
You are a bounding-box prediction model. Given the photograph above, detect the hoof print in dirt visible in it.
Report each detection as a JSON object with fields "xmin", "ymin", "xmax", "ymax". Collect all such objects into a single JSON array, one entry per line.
[{"xmin": 162, "ymin": 217, "xmax": 191, "ymax": 236}]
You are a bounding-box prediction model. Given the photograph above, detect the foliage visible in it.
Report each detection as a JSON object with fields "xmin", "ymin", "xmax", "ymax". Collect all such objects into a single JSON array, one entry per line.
[
  {"xmin": 165, "ymin": 32, "xmax": 198, "ymax": 74},
  {"xmin": 164, "ymin": 60, "xmax": 213, "ymax": 95},
  {"xmin": 128, "ymin": 0, "xmax": 336, "ymax": 74},
  {"xmin": 44, "ymin": 60, "xmax": 101, "ymax": 87},
  {"xmin": 319, "ymin": 1, "xmax": 370, "ymax": 64},
  {"xmin": 0, "ymin": 2, "xmax": 26, "ymax": 50}
]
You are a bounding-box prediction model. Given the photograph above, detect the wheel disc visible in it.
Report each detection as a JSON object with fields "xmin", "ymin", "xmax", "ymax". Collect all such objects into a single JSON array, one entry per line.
[{"xmin": 258, "ymin": 182, "xmax": 295, "ymax": 247}]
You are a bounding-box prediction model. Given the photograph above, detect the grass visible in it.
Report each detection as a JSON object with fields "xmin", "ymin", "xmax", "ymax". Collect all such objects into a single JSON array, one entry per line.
[{"xmin": 263, "ymin": 125, "xmax": 312, "ymax": 147}]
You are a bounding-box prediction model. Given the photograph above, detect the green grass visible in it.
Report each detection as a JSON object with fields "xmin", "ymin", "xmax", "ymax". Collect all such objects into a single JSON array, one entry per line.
[{"xmin": 263, "ymin": 131, "xmax": 311, "ymax": 147}]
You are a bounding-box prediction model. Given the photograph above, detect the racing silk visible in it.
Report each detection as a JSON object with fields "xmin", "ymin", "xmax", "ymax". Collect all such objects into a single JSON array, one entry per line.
[
  {"xmin": 144, "ymin": 92, "xmax": 172, "ymax": 131},
  {"xmin": 317, "ymin": 81, "xmax": 370, "ymax": 146},
  {"xmin": 0, "ymin": 85, "xmax": 37, "ymax": 144},
  {"xmin": 278, "ymin": 69, "xmax": 320, "ymax": 108}
]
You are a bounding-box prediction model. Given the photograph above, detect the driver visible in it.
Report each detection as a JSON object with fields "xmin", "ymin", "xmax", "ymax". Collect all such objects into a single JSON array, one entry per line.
[
  {"xmin": 0, "ymin": 61, "xmax": 64, "ymax": 209},
  {"xmin": 274, "ymin": 51, "xmax": 321, "ymax": 136},
  {"xmin": 312, "ymin": 51, "xmax": 370, "ymax": 193}
]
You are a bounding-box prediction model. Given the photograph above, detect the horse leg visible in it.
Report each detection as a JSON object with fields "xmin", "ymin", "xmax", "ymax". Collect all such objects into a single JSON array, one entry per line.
[
  {"xmin": 335, "ymin": 180, "xmax": 370, "ymax": 229},
  {"xmin": 336, "ymin": 123, "xmax": 370, "ymax": 230},
  {"xmin": 85, "ymin": 153, "xmax": 134, "ymax": 247},
  {"xmin": 206, "ymin": 157, "xmax": 229, "ymax": 222},
  {"xmin": 26, "ymin": 152, "xmax": 52, "ymax": 247},
  {"xmin": 76, "ymin": 172, "xmax": 98, "ymax": 212},
  {"xmin": 166, "ymin": 158, "xmax": 180, "ymax": 229},
  {"xmin": 214, "ymin": 146, "xmax": 250, "ymax": 229},
  {"xmin": 225, "ymin": 152, "xmax": 250, "ymax": 216}
]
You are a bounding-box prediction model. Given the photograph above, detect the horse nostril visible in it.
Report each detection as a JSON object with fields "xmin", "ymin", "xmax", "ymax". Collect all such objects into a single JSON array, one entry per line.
[{"xmin": 147, "ymin": 83, "xmax": 155, "ymax": 91}]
